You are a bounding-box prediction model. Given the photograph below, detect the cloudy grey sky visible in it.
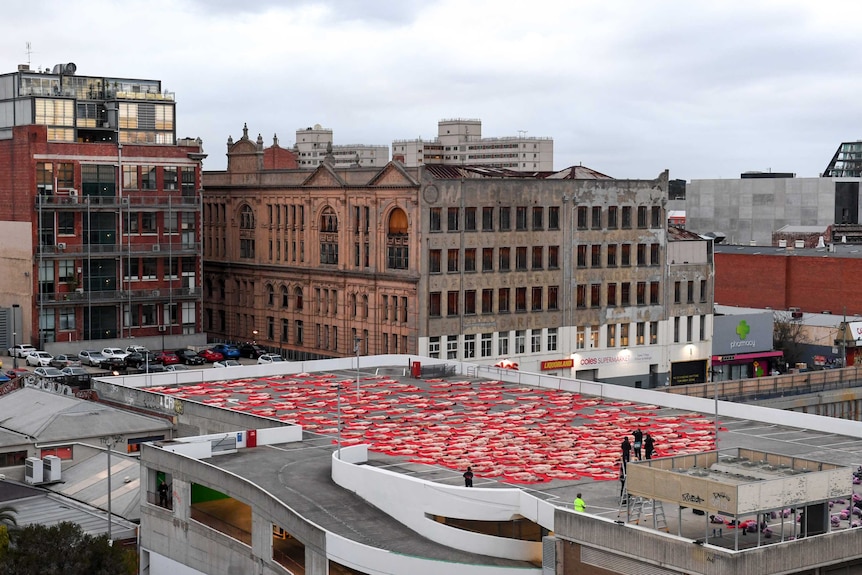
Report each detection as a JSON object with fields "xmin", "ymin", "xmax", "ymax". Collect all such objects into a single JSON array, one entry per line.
[{"xmin": 1, "ymin": 0, "xmax": 858, "ymax": 180}]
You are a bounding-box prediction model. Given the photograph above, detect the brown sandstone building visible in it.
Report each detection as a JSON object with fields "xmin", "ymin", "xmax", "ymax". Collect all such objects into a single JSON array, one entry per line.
[{"xmin": 202, "ymin": 126, "xmax": 713, "ymax": 385}]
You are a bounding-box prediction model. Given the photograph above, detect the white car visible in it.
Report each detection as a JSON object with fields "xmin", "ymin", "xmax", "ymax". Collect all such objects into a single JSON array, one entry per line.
[
  {"xmin": 101, "ymin": 347, "xmax": 129, "ymax": 361},
  {"xmin": 213, "ymin": 359, "xmax": 241, "ymax": 368},
  {"xmin": 126, "ymin": 344, "xmax": 150, "ymax": 354},
  {"xmin": 25, "ymin": 351, "xmax": 53, "ymax": 367},
  {"xmin": 257, "ymin": 354, "xmax": 285, "ymax": 364},
  {"xmin": 8, "ymin": 344, "xmax": 36, "ymax": 358},
  {"xmin": 165, "ymin": 364, "xmax": 189, "ymax": 372}
]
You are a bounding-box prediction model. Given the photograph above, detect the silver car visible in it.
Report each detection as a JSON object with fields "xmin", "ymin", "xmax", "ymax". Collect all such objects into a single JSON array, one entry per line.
[{"xmin": 78, "ymin": 350, "xmax": 106, "ymax": 367}]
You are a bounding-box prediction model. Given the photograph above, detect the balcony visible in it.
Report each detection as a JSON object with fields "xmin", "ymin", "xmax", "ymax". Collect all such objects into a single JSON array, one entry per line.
[
  {"xmin": 39, "ymin": 242, "xmax": 201, "ymax": 257},
  {"xmin": 36, "ymin": 194, "xmax": 200, "ymax": 210},
  {"xmin": 39, "ymin": 286, "xmax": 201, "ymax": 306}
]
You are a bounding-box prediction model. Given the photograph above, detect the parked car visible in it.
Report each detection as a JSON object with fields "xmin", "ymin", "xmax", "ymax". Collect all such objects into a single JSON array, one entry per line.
[
  {"xmin": 8, "ymin": 344, "xmax": 36, "ymax": 358},
  {"xmin": 197, "ymin": 349, "xmax": 224, "ymax": 363},
  {"xmin": 154, "ymin": 351, "xmax": 180, "ymax": 365},
  {"xmin": 239, "ymin": 343, "xmax": 267, "ymax": 359},
  {"xmin": 101, "ymin": 347, "xmax": 129, "ymax": 361},
  {"xmin": 165, "ymin": 364, "xmax": 189, "ymax": 372},
  {"xmin": 78, "ymin": 350, "xmax": 106, "ymax": 367},
  {"xmin": 34, "ymin": 366, "xmax": 65, "ymax": 380},
  {"xmin": 213, "ymin": 359, "xmax": 241, "ymax": 368},
  {"xmin": 25, "ymin": 351, "xmax": 53, "ymax": 367},
  {"xmin": 174, "ymin": 349, "xmax": 206, "ymax": 365},
  {"xmin": 126, "ymin": 344, "xmax": 150, "ymax": 354},
  {"xmin": 60, "ymin": 366, "xmax": 91, "ymax": 387},
  {"xmin": 5, "ymin": 367, "xmax": 30, "ymax": 380},
  {"xmin": 49, "ymin": 354, "xmax": 81, "ymax": 369},
  {"xmin": 140, "ymin": 363, "xmax": 167, "ymax": 373},
  {"xmin": 257, "ymin": 354, "xmax": 285, "ymax": 364},
  {"xmin": 125, "ymin": 351, "xmax": 156, "ymax": 368},
  {"xmin": 211, "ymin": 344, "xmax": 241, "ymax": 359},
  {"xmin": 99, "ymin": 357, "xmax": 127, "ymax": 371}
]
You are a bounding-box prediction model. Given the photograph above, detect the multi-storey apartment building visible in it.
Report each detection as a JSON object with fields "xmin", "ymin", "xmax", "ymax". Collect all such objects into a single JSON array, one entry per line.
[
  {"xmin": 294, "ymin": 124, "xmax": 389, "ymax": 168},
  {"xmin": 204, "ymin": 128, "xmax": 711, "ymax": 385},
  {"xmin": 392, "ymin": 118, "xmax": 554, "ymax": 171},
  {"xmin": 0, "ymin": 62, "xmax": 205, "ymax": 349}
]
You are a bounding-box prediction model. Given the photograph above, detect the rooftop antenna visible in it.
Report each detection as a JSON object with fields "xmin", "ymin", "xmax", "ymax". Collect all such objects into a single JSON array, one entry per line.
[{"xmin": 25, "ymin": 41, "xmax": 32, "ymax": 66}]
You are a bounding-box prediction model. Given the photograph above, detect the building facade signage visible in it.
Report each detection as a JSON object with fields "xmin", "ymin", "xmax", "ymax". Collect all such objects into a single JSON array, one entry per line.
[
  {"xmin": 573, "ymin": 349, "xmax": 659, "ymax": 367},
  {"xmin": 849, "ymin": 321, "xmax": 862, "ymax": 342},
  {"xmin": 540, "ymin": 359, "xmax": 574, "ymax": 371},
  {"xmin": 712, "ymin": 313, "xmax": 773, "ymax": 355}
]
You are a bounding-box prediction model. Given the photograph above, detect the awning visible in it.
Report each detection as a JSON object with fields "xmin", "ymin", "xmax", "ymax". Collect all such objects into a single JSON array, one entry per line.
[{"xmin": 712, "ymin": 350, "xmax": 784, "ymax": 364}]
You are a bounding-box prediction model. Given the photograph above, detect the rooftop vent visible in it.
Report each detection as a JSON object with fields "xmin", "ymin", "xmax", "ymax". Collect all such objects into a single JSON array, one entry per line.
[{"xmin": 51, "ymin": 62, "xmax": 76, "ymax": 75}]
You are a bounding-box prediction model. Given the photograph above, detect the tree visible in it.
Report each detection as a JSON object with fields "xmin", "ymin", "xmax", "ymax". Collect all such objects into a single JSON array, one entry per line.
[
  {"xmin": 773, "ymin": 311, "xmax": 805, "ymax": 369},
  {"xmin": 0, "ymin": 522, "xmax": 136, "ymax": 575}
]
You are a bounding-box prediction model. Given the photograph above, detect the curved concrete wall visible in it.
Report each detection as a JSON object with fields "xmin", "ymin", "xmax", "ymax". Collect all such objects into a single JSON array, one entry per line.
[{"xmin": 332, "ymin": 445, "xmax": 553, "ymax": 562}]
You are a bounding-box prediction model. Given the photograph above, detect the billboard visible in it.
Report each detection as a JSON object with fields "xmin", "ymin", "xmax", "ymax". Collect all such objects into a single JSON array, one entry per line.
[{"xmin": 712, "ymin": 313, "xmax": 773, "ymax": 355}]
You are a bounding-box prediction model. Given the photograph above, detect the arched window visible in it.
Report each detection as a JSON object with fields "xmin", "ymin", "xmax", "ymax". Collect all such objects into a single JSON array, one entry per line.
[
  {"xmin": 204, "ymin": 278, "xmax": 213, "ymax": 298},
  {"xmin": 266, "ymin": 284, "xmax": 274, "ymax": 306},
  {"xmin": 320, "ymin": 207, "xmax": 338, "ymax": 265},
  {"xmin": 295, "ymin": 286, "xmax": 304, "ymax": 311},
  {"xmin": 281, "ymin": 285, "xmax": 289, "ymax": 308},
  {"xmin": 240, "ymin": 204, "xmax": 255, "ymax": 229},
  {"xmin": 350, "ymin": 293, "xmax": 357, "ymax": 317},
  {"xmin": 362, "ymin": 294, "xmax": 369, "ymax": 318},
  {"xmin": 387, "ymin": 207, "xmax": 408, "ymax": 269}
]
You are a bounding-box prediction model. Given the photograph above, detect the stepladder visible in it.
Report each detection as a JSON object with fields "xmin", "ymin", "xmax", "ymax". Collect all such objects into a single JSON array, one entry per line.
[{"xmin": 627, "ymin": 497, "xmax": 669, "ymax": 532}]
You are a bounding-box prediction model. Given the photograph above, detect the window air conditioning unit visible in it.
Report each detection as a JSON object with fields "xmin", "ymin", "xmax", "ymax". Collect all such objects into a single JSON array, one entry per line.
[
  {"xmin": 158, "ymin": 325, "xmax": 167, "ymax": 332},
  {"xmin": 24, "ymin": 457, "xmax": 43, "ymax": 484},
  {"xmin": 57, "ymin": 242, "xmax": 67, "ymax": 250},
  {"xmin": 151, "ymin": 289, "xmax": 160, "ymax": 297},
  {"xmin": 43, "ymin": 455, "xmax": 61, "ymax": 482},
  {"xmin": 121, "ymin": 197, "xmax": 130, "ymax": 204},
  {"xmin": 152, "ymin": 244, "xmax": 160, "ymax": 252},
  {"xmin": 68, "ymin": 189, "xmax": 78, "ymax": 197},
  {"xmin": 791, "ymin": 311, "xmax": 803, "ymax": 319}
]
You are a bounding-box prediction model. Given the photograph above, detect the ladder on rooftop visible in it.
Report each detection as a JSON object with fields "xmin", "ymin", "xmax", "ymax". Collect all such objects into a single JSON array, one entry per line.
[{"xmin": 628, "ymin": 497, "xmax": 668, "ymax": 532}]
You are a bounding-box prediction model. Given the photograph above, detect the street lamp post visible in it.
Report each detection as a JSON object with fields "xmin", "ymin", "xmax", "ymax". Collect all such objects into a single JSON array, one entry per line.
[
  {"xmin": 710, "ymin": 366, "xmax": 723, "ymax": 449},
  {"xmin": 252, "ymin": 329, "xmax": 258, "ymax": 345},
  {"xmin": 354, "ymin": 337, "xmax": 361, "ymax": 401},
  {"xmin": 11, "ymin": 304, "xmax": 18, "ymax": 369},
  {"xmin": 100, "ymin": 434, "xmax": 124, "ymax": 541},
  {"xmin": 336, "ymin": 377, "xmax": 342, "ymax": 460}
]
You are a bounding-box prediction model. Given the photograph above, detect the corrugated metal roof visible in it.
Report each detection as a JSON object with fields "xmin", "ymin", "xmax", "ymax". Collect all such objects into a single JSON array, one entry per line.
[
  {"xmin": 0, "ymin": 482, "xmax": 137, "ymax": 540},
  {"xmin": 0, "ymin": 387, "xmax": 170, "ymax": 442},
  {"xmin": 423, "ymin": 164, "xmax": 612, "ymax": 180},
  {"xmin": 46, "ymin": 451, "xmax": 142, "ymax": 521}
]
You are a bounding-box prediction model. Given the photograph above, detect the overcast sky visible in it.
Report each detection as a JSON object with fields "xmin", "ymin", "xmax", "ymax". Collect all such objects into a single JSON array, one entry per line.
[{"xmin": 2, "ymin": 0, "xmax": 859, "ymax": 180}]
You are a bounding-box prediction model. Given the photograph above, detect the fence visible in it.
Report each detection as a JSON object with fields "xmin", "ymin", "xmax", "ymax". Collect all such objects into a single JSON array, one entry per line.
[{"xmin": 665, "ymin": 366, "xmax": 862, "ymax": 402}]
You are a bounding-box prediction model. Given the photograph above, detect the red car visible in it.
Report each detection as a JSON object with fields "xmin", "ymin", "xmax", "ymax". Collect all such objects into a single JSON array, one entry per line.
[
  {"xmin": 154, "ymin": 351, "xmax": 180, "ymax": 365},
  {"xmin": 197, "ymin": 348, "xmax": 224, "ymax": 363}
]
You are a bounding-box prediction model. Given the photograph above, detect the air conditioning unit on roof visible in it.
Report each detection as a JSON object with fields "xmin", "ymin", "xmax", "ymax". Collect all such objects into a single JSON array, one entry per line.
[
  {"xmin": 57, "ymin": 242, "xmax": 67, "ymax": 250},
  {"xmin": 24, "ymin": 457, "xmax": 43, "ymax": 484},
  {"xmin": 43, "ymin": 455, "xmax": 61, "ymax": 481}
]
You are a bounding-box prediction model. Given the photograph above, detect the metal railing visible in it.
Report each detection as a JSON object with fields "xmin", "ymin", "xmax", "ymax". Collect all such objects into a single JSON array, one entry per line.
[
  {"xmin": 36, "ymin": 194, "xmax": 199, "ymax": 208},
  {"xmin": 39, "ymin": 242, "xmax": 200, "ymax": 256},
  {"xmin": 189, "ymin": 506, "xmax": 251, "ymax": 546},
  {"xmin": 664, "ymin": 366, "xmax": 862, "ymax": 402},
  {"xmin": 40, "ymin": 286, "xmax": 200, "ymax": 304}
]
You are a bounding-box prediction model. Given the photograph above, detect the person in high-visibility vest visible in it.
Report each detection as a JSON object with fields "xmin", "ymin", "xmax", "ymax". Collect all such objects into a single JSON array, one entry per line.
[{"xmin": 574, "ymin": 493, "xmax": 586, "ymax": 512}]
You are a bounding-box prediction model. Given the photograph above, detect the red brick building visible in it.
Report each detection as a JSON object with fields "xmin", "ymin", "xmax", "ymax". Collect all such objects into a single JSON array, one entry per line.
[
  {"xmin": 714, "ymin": 245, "xmax": 862, "ymax": 316},
  {"xmin": 0, "ymin": 63, "xmax": 205, "ymax": 350}
]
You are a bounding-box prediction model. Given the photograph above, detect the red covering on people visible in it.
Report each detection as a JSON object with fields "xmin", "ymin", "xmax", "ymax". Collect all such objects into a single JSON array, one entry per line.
[{"xmin": 152, "ymin": 375, "xmax": 721, "ymax": 484}]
